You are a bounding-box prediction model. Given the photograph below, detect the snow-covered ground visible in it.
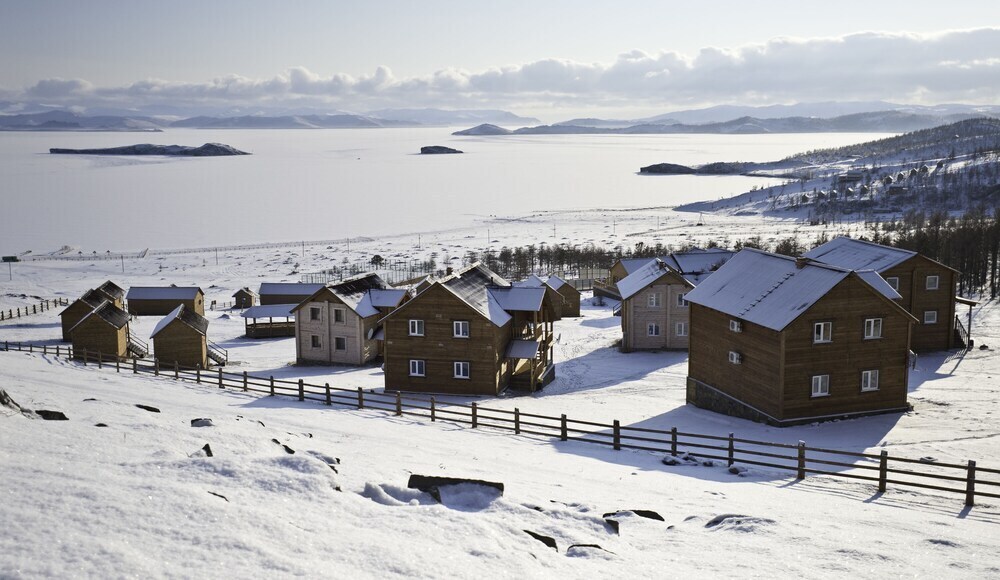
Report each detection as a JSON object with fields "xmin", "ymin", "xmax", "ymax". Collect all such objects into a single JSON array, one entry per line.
[{"xmin": 2, "ymin": 245, "xmax": 1000, "ymax": 577}]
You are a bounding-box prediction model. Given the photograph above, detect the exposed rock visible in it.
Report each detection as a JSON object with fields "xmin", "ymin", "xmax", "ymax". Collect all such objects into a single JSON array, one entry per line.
[
  {"xmin": 207, "ymin": 491, "xmax": 229, "ymax": 502},
  {"xmin": 639, "ymin": 162, "xmax": 697, "ymax": 175},
  {"xmin": 603, "ymin": 519, "xmax": 620, "ymax": 535},
  {"xmin": 94, "ymin": 423, "xmax": 108, "ymax": 428},
  {"xmin": 451, "ymin": 123, "xmax": 512, "ymax": 136},
  {"xmin": 704, "ymin": 513, "xmax": 776, "ymax": 531},
  {"xmin": 729, "ymin": 466, "xmax": 749, "ymax": 476},
  {"xmin": 50, "ymin": 143, "xmax": 250, "ymax": 156},
  {"xmin": 0, "ymin": 389, "xmax": 23, "ymax": 413},
  {"xmin": 407, "ymin": 474, "xmax": 504, "ymax": 502},
  {"xmin": 190, "ymin": 418, "xmax": 214, "ymax": 427},
  {"xmin": 135, "ymin": 404, "xmax": 160, "ymax": 413},
  {"xmin": 567, "ymin": 544, "xmax": 614, "ymax": 556},
  {"xmin": 420, "ymin": 145, "xmax": 463, "ymax": 154},
  {"xmin": 523, "ymin": 530, "xmax": 558, "ymax": 551},
  {"xmin": 34, "ymin": 410, "xmax": 68, "ymax": 421},
  {"xmin": 602, "ymin": 509, "xmax": 664, "ymax": 522},
  {"xmin": 201, "ymin": 443, "xmax": 214, "ymax": 458},
  {"xmin": 662, "ymin": 452, "xmax": 699, "ymax": 466}
]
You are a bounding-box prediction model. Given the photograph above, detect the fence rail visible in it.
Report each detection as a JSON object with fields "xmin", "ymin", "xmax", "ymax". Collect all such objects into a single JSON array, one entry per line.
[
  {"xmin": 2, "ymin": 339, "xmax": 996, "ymax": 508},
  {"xmin": 0, "ymin": 298, "xmax": 69, "ymax": 322}
]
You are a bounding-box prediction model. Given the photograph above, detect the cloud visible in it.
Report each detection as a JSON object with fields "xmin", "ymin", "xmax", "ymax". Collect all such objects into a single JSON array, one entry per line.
[{"xmin": 7, "ymin": 28, "xmax": 1000, "ymax": 113}]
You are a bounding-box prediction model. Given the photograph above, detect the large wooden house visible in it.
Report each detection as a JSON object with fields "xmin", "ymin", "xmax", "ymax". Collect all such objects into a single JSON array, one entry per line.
[
  {"xmin": 381, "ymin": 263, "xmax": 555, "ymax": 396},
  {"xmin": 515, "ymin": 274, "xmax": 582, "ymax": 318},
  {"xmin": 292, "ymin": 273, "xmax": 408, "ymax": 366},
  {"xmin": 258, "ymin": 283, "xmax": 324, "ymax": 306},
  {"xmin": 616, "ymin": 258, "xmax": 695, "ymax": 352},
  {"xmin": 68, "ymin": 301, "xmax": 146, "ymax": 361},
  {"xmin": 60, "ymin": 289, "xmax": 109, "ymax": 341},
  {"xmin": 126, "ymin": 286, "xmax": 205, "ymax": 316},
  {"xmin": 804, "ymin": 237, "xmax": 961, "ymax": 351},
  {"xmin": 600, "ymin": 248, "xmax": 734, "ymax": 299},
  {"xmin": 685, "ymin": 249, "xmax": 918, "ymax": 427},
  {"xmin": 150, "ymin": 304, "xmax": 224, "ymax": 369}
]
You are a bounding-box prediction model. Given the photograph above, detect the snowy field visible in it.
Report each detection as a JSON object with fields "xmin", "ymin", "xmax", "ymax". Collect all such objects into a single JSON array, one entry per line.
[{"xmin": 2, "ymin": 242, "xmax": 1000, "ymax": 577}]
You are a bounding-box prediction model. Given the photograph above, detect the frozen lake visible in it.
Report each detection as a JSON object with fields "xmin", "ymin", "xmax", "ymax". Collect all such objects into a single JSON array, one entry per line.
[{"xmin": 0, "ymin": 128, "xmax": 890, "ymax": 252}]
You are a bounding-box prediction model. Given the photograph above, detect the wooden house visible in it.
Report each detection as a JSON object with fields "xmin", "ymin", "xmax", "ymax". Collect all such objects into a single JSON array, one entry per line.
[
  {"xmin": 241, "ymin": 304, "xmax": 296, "ymax": 338},
  {"xmin": 96, "ymin": 281, "xmax": 125, "ymax": 308},
  {"xmin": 232, "ymin": 287, "xmax": 258, "ymax": 309},
  {"xmin": 60, "ymin": 289, "xmax": 108, "ymax": 341},
  {"xmin": 393, "ymin": 275, "xmax": 435, "ymax": 296},
  {"xmin": 68, "ymin": 301, "xmax": 146, "ymax": 361},
  {"xmin": 600, "ymin": 248, "xmax": 734, "ymax": 300},
  {"xmin": 380, "ymin": 263, "xmax": 555, "ymax": 396},
  {"xmin": 514, "ymin": 274, "xmax": 582, "ymax": 318},
  {"xmin": 126, "ymin": 286, "xmax": 205, "ymax": 316},
  {"xmin": 616, "ymin": 259, "xmax": 695, "ymax": 352},
  {"xmin": 150, "ymin": 304, "xmax": 225, "ymax": 369},
  {"xmin": 293, "ymin": 273, "xmax": 409, "ymax": 366},
  {"xmin": 257, "ymin": 282, "xmax": 324, "ymax": 306},
  {"xmin": 685, "ymin": 249, "xmax": 918, "ymax": 427},
  {"xmin": 804, "ymin": 237, "xmax": 961, "ymax": 351}
]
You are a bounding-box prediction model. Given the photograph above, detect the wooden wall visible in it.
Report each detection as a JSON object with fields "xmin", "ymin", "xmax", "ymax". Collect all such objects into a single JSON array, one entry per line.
[
  {"xmin": 295, "ymin": 293, "xmax": 378, "ymax": 366},
  {"xmin": 882, "ymin": 256, "xmax": 956, "ymax": 352},
  {"xmin": 70, "ymin": 318, "xmax": 127, "ymax": 360},
  {"xmin": 61, "ymin": 301, "xmax": 95, "ymax": 341},
  {"xmin": 557, "ymin": 285, "xmax": 581, "ymax": 318},
  {"xmin": 153, "ymin": 322, "xmax": 208, "ymax": 369},
  {"xmin": 621, "ymin": 275, "xmax": 690, "ymax": 352},
  {"xmin": 128, "ymin": 296, "xmax": 204, "ymax": 316}
]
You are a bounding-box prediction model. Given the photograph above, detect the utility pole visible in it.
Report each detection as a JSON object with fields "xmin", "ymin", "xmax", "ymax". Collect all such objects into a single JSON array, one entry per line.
[
  {"xmin": 7, "ymin": 262, "xmax": 11, "ymax": 281},
  {"xmin": 215, "ymin": 248, "xmax": 219, "ymax": 266},
  {"xmin": 121, "ymin": 255, "xmax": 125, "ymax": 273}
]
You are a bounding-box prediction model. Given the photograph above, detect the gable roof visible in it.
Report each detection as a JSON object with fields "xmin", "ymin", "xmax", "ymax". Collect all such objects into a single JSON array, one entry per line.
[
  {"xmin": 803, "ymin": 237, "xmax": 918, "ymax": 272},
  {"xmin": 290, "ymin": 273, "xmax": 397, "ymax": 317},
  {"xmin": 97, "ymin": 281, "xmax": 125, "ymax": 300},
  {"xmin": 127, "ymin": 286, "xmax": 203, "ymax": 300},
  {"xmin": 490, "ymin": 287, "xmax": 547, "ymax": 312},
  {"xmin": 616, "ymin": 248, "xmax": 735, "ymax": 285},
  {"xmin": 257, "ymin": 282, "xmax": 325, "ymax": 297},
  {"xmin": 61, "ymin": 289, "xmax": 107, "ymax": 316},
  {"xmin": 685, "ymin": 249, "xmax": 907, "ymax": 332},
  {"xmin": 69, "ymin": 301, "xmax": 130, "ymax": 334},
  {"xmin": 232, "ymin": 287, "xmax": 258, "ymax": 298},
  {"xmin": 151, "ymin": 304, "xmax": 209, "ymax": 338},
  {"xmin": 617, "ymin": 258, "xmax": 693, "ymax": 300}
]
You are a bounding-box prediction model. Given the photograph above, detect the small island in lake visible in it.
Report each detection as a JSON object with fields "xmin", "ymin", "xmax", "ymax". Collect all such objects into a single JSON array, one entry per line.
[
  {"xmin": 49, "ymin": 143, "xmax": 250, "ymax": 156},
  {"xmin": 420, "ymin": 145, "xmax": 463, "ymax": 154}
]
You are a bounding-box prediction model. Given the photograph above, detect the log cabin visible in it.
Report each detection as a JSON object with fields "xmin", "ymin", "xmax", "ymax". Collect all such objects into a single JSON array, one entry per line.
[
  {"xmin": 257, "ymin": 282, "xmax": 324, "ymax": 306},
  {"xmin": 685, "ymin": 249, "xmax": 918, "ymax": 427},
  {"xmin": 293, "ymin": 273, "xmax": 409, "ymax": 366},
  {"xmin": 616, "ymin": 258, "xmax": 695, "ymax": 352},
  {"xmin": 381, "ymin": 263, "xmax": 555, "ymax": 396},
  {"xmin": 150, "ymin": 304, "xmax": 221, "ymax": 369},
  {"xmin": 232, "ymin": 287, "xmax": 258, "ymax": 309},
  {"xmin": 126, "ymin": 286, "xmax": 205, "ymax": 316},
  {"xmin": 804, "ymin": 237, "xmax": 962, "ymax": 351},
  {"xmin": 60, "ymin": 289, "xmax": 108, "ymax": 341},
  {"xmin": 68, "ymin": 301, "xmax": 146, "ymax": 361}
]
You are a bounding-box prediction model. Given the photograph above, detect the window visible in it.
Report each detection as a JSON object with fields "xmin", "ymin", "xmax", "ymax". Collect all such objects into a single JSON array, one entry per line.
[
  {"xmin": 885, "ymin": 277, "xmax": 900, "ymax": 291},
  {"xmin": 408, "ymin": 319, "xmax": 424, "ymax": 336},
  {"xmin": 334, "ymin": 337, "xmax": 346, "ymax": 351},
  {"xmin": 811, "ymin": 375, "xmax": 830, "ymax": 397},
  {"xmin": 676, "ymin": 292, "xmax": 689, "ymax": 307},
  {"xmin": 864, "ymin": 318, "xmax": 883, "ymax": 339},
  {"xmin": 310, "ymin": 335, "xmax": 321, "ymax": 348},
  {"xmin": 454, "ymin": 361, "xmax": 470, "ymax": 379},
  {"xmin": 923, "ymin": 310, "xmax": 938, "ymax": 324},
  {"xmin": 675, "ymin": 322, "xmax": 688, "ymax": 336},
  {"xmin": 728, "ymin": 351, "xmax": 742, "ymax": 365},
  {"xmin": 729, "ymin": 319, "xmax": 742, "ymax": 333},
  {"xmin": 409, "ymin": 359, "xmax": 425, "ymax": 377},
  {"xmin": 926, "ymin": 275, "xmax": 939, "ymax": 290},
  {"xmin": 813, "ymin": 321, "xmax": 832, "ymax": 343},
  {"xmin": 647, "ymin": 322, "xmax": 660, "ymax": 336},
  {"xmin": 648, "ymin": 292, "xmax": 661, "ymax": 307},
  {"xmin": 334, "ymin": 308, "xmax": 345, "ymax": 323},
  {"xmin": 861, "ymin": 369, "xmax": 879, "ymax": 392},
  {"xmin": 309, "ymin": 307, "xmax": 321, "ymax": 321},
  {"xmin": 453, "ymin": 320, "xmax": 470, "ymax": 338}
]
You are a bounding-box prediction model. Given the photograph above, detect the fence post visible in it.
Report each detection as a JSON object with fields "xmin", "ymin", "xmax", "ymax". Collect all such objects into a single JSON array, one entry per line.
[
  {"xmin": 29, "ymin": 343, "xmax": 33, "ymax": 353},
  {"xmin": 56, "ymin": 345, "xmax": 59, "ymax": 357},
  {"xmin": 133, "ymin": 358, "xmax": 137, "ymax": 374},
  {"xmin": 471, "ymin": 403, "xmax": 478, "ymax": 428},
  {"xmin": 196, "ymin": 366, "xmax": 201, "ymax": 383},
  {"xmin": 325, "ymin": 383, "xmax": 331, "ymax": 406},
  {"xmin": 430, "ymin": 397, "xmax": 436, "ymax": 422},
  {"xmin": 243, "ymin": 371, "xmax": 248, "ymax": 392},
  {"xmin": 218, "ymin": 367, "xmax": 223, "ymax": 389},
  {"xmin": 728, "ymin": 432, "xmax": 735, "ymax": 467},
  {"xmin": 613, "ymin": 420, "xmax": 621, "ymax": 450},
  {"xmin": 115, "ymin": 357, "xmax": 120, "ymax": 373},
  {"xmin": 515, "ymin": 408, "xmax": 520, "ymax": 434},
  {"xmin": 298, "ymin": 379, "xmax": 304, "ymax": 401},
  {"xmin": 671, "ymin": 427, "xmax": 678, "ymax": 456},
  {"xmin": 797, "ymin": 441, "xmax": 806, "ymax": 480},
  {"xmin": 560, "ymin": 414, "xmax": 568, "ymax": 441},
  {"xmin": 395, "ymin": 391, "xmax": 402, "ymax": 416},
  {"xmin": 43, "ymin": 345, "xmax": 47, "ymax": 355},
  {"xmin": 82, "ymin": 348, "xmax": 87, "ymax": 366},
  {"xmin": 174, "ymin": 361, "xmax": 179, "ymax": 379},
  {"xmin": 269, "ymin": 376, "xmax": 274, "ymax": 396},
  {"xmin": 357, "ymin": 387, "xmax": 364, "ymax": 409},
  {"xmin": 966, "ymin": 460, "xmax": 977, "ymax": 507},
  {"xmin": 154, "ymin": 358, "xmax": 159, "ymax": 376},
  {"xmin": 878, "ymin": 450, "xmax": 888, "ymax": 493}
]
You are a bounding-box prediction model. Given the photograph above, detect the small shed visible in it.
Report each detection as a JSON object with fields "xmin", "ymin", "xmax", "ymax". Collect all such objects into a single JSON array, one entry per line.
[
  {"xmin": 97, "ymin": 281, "xmax": 126, "ymax": 308},
  {"xmin": 127, "ymin": 286, "xmax": 204, "ymax": 316},
  {"xmin": 151, "ymin": 305, "xmax": 213, "ymax": 369},
  {"xmin": 60, "ymin": 289, "xmax": 108, "ymax": 341},
  {"xmin": 232, "ymin": 287, "xmax": 258, "ymax": 309},
  {"xmin": 241, "ymin": 303, "xmax": 297, "ymax": 338},
  {"xmin": 68, "ymin": 302, "xmax": 134, "ymax": 361},
  {"xmin": 258, "ymin": 283, "xmax": 324, "ymax": 306},
  {"xmin": 546, "ymin": 275, "xmax": 582, "ymax": 318}
]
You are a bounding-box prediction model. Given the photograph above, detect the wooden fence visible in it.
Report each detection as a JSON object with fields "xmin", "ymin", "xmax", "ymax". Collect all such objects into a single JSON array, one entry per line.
[
  {"xmin": 0, "ymin": 298, "xmax": 70, "ymax": 322},
  {"xmin": 2, "ymin": 339, "xmax": 997, "ymax": 508}
]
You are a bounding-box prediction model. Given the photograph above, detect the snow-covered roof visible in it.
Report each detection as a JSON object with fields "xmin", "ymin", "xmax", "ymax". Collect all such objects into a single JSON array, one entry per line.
[
  {"xmin": 232, "ymin": 287, "xmax": 258, "ymax": 297},
  {"xmin": 514, "ymin": 273, "xmax": 575, "ymax": 293},
  {"xmin": 61, "ymin": 289, "xmax": 107, "ymax": 316},
  {"xmin": 619, "ymin": 257, "xmax": 667, "ymax": 276},
  {"xmin": 856, "ymin": 270, "xmax": 903, "ymax": 301},
  {"xmin": 291, "ymin": 273, "xmax": 401, "ymax": 318},
  {"xmin": 68, "ymin": 301, "xmax": 129, "ymax": 334},
  {"xmin": 617, "ymin": 259, "xmax": 691, "ymax": 300},
  {"xmin": 150, "ymin": 304, "xmax": 209, "ymax": 339},
  {"xmin": 97, "ymin": 280, "xmax": 125, "ymax": 300},
  {"xmin": 618, "ymin": 249, "xmax": 735, "ymax": 283},
  {"xmin": 803, "ymin": 237, "xmax": 917, "ymax": 273},
  {"xmin": 369, "ymin": 288, "xmax": 408, "ymax": 308},
  {"xmin": 489, "ymin": 287, "xmax": 547, "ymax": 312},
  {"xmin": 685, "ymin": 249, "xmax": 901, "ymax": 332},
  {"xmin": 441, "ymin": 263, "xmax": 513, "ymax": 326},
  {"xmin": 545, "ymin": 275, "xmax": 570, "ymax": 290},
  {"xmin": 127, "ymin": 286, "xmax": 203, "ymax": 300},
  {"xmin": 241, "ymin": 304, "xmax": 297, "ymax": 319},
  {"xmin": 257, "ymin": 282, "xmax": 324, "ymax": 297},
  {"xmin": 505, "ymin": 339, "xmax": 540, "ymax": 359}
]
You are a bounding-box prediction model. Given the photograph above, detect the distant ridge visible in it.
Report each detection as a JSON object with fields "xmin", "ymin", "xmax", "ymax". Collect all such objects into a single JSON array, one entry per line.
[{"xmin": 452, "ymin": 123, "xmax": 512, "ymax": 136}]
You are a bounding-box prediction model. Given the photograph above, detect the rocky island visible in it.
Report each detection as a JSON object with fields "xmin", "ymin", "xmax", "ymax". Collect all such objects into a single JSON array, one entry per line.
[
  {"xmin": 49, "ymin": 143, "xmax": 250, "ymax": 156},
  {"xmin": 420, "ymin": 145, "xmax": 463, "ymax": 154},
  {"xmin": 451, "ymin": 124, "xmax": 512, "ymax": 136}
]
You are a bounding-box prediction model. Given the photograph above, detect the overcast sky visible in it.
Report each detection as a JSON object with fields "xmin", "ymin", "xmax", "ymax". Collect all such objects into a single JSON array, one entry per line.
[{"xmin": 2, "ymin": 1, "xmax": 998, "ymax": 119}]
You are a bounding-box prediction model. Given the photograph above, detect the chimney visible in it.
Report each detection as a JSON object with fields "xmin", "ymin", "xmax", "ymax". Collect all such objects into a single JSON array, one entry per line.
[
  {"xmin": 446, "ymin": 267, "xmax": 454, "ymax": 276},
  {"xmin": 795, "ymin": 256, "xmax": 809, "ymax": 269}
]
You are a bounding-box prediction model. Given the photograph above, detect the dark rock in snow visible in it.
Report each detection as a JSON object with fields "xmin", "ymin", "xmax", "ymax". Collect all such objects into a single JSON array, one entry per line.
[
  {"xmin": 639, "ymin": 162, "xmax": 697, "ymax": 175},
  {"xmin": 207, "ymin": 491, "xmax": 229, "ymax": 502},
  {"xmin": 202, "ymin": 443, "xmax": 214, "ymax": 458},
  {"xmin": 83, "ymin": 398, "xmax": 98, "ymax": 402},
  {"xmin": 50, "ymin": 143, "xmax": 250, "ymax": 156},
  {"xmin": 94, "ymin": 423, "xmax": 108, "ymax": 428},
  {"xmin": 34, "ymin": 410, "xmax": 68, "ymax": 421},
  {"xmin": 603, "ymin": 519, "xmax": 620, "ymax": 535},
  {"xmin": 567, "ymin": 544, "xmax": 614, "ymax": 556},
  {"xmin": 190, "ymin": 418, "xmax": 214, "ymax": 427},
  {"xmin": 0, "ymin": 389, "xmax": 24, "ymax": 413},
  {"xmin": 523, "ymin": 530, "xmax": 558, "ymax": 551},
  {"xmin": 282, "ymin": 445, "xmax": 295, "ymax": 454},
  {"xmin": 420, "ymin": 145, "xmax": 463, "ymax": 154},
  {"xmin": 135, "ymin": 404, "xmax": 160, "ymax": 413},
  {"xmin": 602, "ymin": 509, "xmax": 664, "ymax": 522},
  {"xmin": 407, "ymin": 474, "xmax": 504, "ymax": 502},
  {"xmin": 729, "ymin": 466, "xmax": 749, "ymax": 476}
]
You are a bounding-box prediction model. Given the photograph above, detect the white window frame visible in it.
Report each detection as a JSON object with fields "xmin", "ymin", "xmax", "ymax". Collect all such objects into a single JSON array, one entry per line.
[
  {"xmin": 729, "ymin": 319, "xmax": 742, "ymax": 333},
  {"xmin": 813, "ymin": 321, "xmax": 832, "ymax": 344},
  {"xmin": 409, "ymin": 359, "xmax": 425, "ymax": 377},
  {"xmin": 310, "ymin": 335, "xmax": 321, "ymax": 348},
  {"xmin": 333, "ymin": 308, "xmax": 345, "ymax": 323},
  {"xmin": 864, "ymin": 318, "xmax": 883, "ymax": 339},
  {"xmin": 453, "ymin": 320, "xmax": 470, "ymax": 338},
  {"xmin": 648, "ymin": 292, "xmax": 661, "ymax": 307},
  {"xmin": 811, "ymin": 374, "xmax": 830, "ymax": 397},
  {"xmin": 676, "ymin": 292, "xmax": 689, "ymax": 308},
  {"xmin": 309, "ymin": 307, "xmax": 321, "ymax": 321},
  {"xmin": 675, "ymin": 322, "xmax": 688, "ymax": 337},
  {"xmin": 861, "ymin": 369, "xmax": 879, "ymax": 392},
  {"xmin": 926, "ymin": 275, "xmax": 939, "ymax": 290},
  {"xmin": 408, "ymin": 319, "xmax": 424, "ymax": 336},
  {"xmin": 923, "ymin": 310, "xmax": 938, "ymax": 324},
  {"xmin": 334, "ymin": 336, "xmax": 347, "ymax": 351},
  {"xmin": 885, "ymin": 276, "xmax": 900, "ymax": 291},
  {"xmin": 453, "ymin": 361, "xmax": 470, "ymax": 379},
  {"xmin": 728, "ymin": 351, "xmax": 742, "ymax": 365},
  {"xmin": 647, "ymin": 322, "xmax": 660, "ymax": 337}
]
